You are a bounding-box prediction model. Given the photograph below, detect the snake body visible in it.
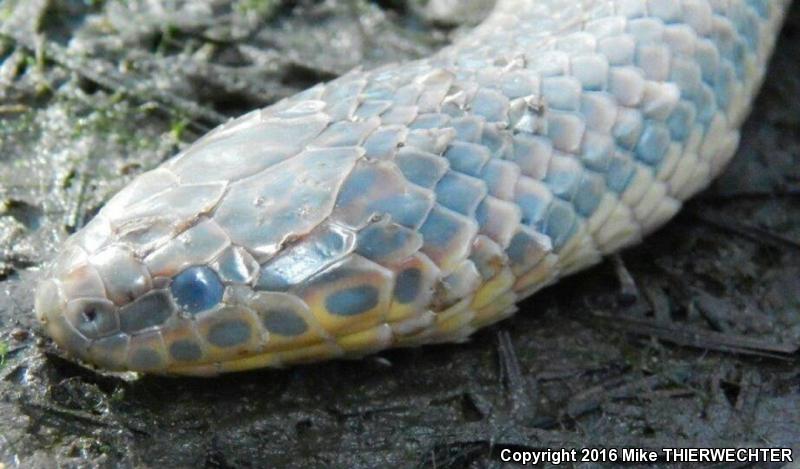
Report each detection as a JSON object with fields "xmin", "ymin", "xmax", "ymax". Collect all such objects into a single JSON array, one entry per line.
[{"xmin": 35, "ymin": 0, "xmax": 790, "ymax": 375}]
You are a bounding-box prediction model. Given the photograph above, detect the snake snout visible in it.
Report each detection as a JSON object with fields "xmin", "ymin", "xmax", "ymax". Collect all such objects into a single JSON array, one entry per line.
[
  {"xmin": 34, "ymin": 259, "xmax": 108, "ymax": 366},
  {"xmin": 34, "ymin": 240, "xmax": 167, "ymax": 371}
]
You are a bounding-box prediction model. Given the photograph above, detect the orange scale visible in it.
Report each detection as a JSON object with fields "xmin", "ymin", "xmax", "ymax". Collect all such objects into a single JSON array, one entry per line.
[
  {"xmin": 412, "ymin": 296, "xmax": 476, "ymax": 342},
  {"xmin": 294, "ymin": 255, "xmax": 394, "ymax": 337},
  {"xmin": 396, "ymin": 298, "xmax": 475, "ymax": 345},
  {"xmin": 273, "ymin": 341, "xmax": 345, "ymax": 366},
  {"xmin": 215, "ymin": 351, "xmax": 283, "ymax": 373},
  {"xmin": 337, "ymin": 323, "xmax": 394, "ymax": 355},
  {"xmin": 471, "ymin": 267, "xmax": 515, "ymax": 311},
  {"xmin": 472, "ymin": 290, "xmax": 518, "ymax": 329},
  {"xmin": 165, "ymin": 362, "xmax": 221, "ymax": 377},
  {"xmin": 158, "ymin": 316, "xmax": 209, "ymax": 366},
  {"xmin": 386, "ymin": 253, "xmax": 440, "ymax": 323},
  {"xmin": 390, "ymin": 310, "xmax": 436, "ymax": 337},
  {"xmin": 248, "ymin": 291, "xmax": 332, "ymax": 352},
  {"xmin": 513, "ymin": 253, "xmax": 559, "ymax": 296},
  {"xmin": 126, "ymin": 329, "xmax": 169, "ymax": 372},
  {"xmin": 194, "ymin": 305, "xmax": 266, "ymax": 362}
]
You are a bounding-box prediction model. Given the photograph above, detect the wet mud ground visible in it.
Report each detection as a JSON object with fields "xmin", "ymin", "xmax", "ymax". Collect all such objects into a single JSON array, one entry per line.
[{"xmin": 0, "ymin": 0, "xmax": 798, "ymax": 467}]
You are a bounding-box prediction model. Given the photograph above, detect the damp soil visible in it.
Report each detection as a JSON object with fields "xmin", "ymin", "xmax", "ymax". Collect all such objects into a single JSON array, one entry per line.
[{"xmin": 0, "ymin": 1, "xmax": 798, "ymax": 468}]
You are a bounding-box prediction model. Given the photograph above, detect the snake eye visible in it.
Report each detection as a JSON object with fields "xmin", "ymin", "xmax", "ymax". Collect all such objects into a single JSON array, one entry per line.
[{"xmin": 170, "ymin": 266, "xmax": 224, "ymax": 315}]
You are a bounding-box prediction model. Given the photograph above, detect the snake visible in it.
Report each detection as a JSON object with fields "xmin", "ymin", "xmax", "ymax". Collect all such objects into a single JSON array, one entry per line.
[{"xmin": 34, "ymin": 0, "xmax": 791, "ymax": 376}]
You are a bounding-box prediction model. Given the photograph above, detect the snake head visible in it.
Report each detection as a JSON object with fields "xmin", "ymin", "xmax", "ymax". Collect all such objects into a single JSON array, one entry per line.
[
  {"xmin": 34, "ymin": 162, "xmax": 233, "ymax": 373},
  {"xmin": 33, "ymin": 108, "xmax": 425, "ymax": 375}
]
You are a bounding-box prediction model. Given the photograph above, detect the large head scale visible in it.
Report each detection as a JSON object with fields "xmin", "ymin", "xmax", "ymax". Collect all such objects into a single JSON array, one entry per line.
[
  {"xmin": 32, "ymin": 108, "xmax": 346, "ymax": 375},
  {"xmin": 33, "ymin": 103, "xmax": 440, "ymax": 375},
  {"xmin": 33, "ymin": 159, "xmax": 239, "ymax": 374}
]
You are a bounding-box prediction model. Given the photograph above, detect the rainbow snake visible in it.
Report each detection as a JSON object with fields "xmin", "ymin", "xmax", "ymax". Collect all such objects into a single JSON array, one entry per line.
[{"xmin": 35, "ymin": 0, "xmax": 791, "ymax": 376}]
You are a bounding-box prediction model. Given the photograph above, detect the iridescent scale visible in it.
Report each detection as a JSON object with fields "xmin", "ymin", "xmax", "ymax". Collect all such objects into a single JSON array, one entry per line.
[{"xmin": 35, "ymin": 0, "xmax": 791, "ymax": 375}]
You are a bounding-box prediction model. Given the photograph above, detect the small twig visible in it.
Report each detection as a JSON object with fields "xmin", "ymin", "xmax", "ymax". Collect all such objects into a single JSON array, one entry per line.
[
  {"xmin": 496, "ymin": 330, "xmax": 537, "ymax": 420},
  {"xmin": 591, "ymin": 311, "xmax": 798, "ymax": 359},
  {"xmin": 564, "ymin": 368, "xmax": 689, "ymax": 419},
  {"xmin": 64, "ymin": 170, "xmax": 87, "ymax": 232},
  {"xmin": 641, "ymin": 281, "xmax": 671, "ymax": 322},
  {"xmin": 611, "ymin": 254, "xmax": 639, "ymax": 305},
  {"xmin": 692, "ymin": 290, "xmax": 734, "ymax": 333},
  {"xmin": 690, "ymin": 208, "xmax": 800, "ymax": 252},
  {"xmin": 20, "ymin": 401, "xmax": 112, "ymax": 429}
]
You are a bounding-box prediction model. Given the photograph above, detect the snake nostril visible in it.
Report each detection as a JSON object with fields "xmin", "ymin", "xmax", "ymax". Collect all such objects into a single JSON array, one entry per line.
[
  {"xmin": 82, "ymin": 308, "xmax": 98, "ymax": 323},
  {"xmin": 66, "ymin": 298, "xmax": 119, "ymax": 339}
]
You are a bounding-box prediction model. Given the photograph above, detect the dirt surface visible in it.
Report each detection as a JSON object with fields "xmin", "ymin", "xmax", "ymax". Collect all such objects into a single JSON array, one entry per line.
[{"xmin": 0, "ymin": 1, "xmax": 798, "ymax": 467}]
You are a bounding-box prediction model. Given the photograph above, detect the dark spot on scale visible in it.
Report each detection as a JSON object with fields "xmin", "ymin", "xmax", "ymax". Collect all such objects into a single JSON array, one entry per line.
[
  {"xmin": 207, "ymin": 319, "xmax": 251, "ymax": 347},
  {"xmin": 325, "ymin": 285, "xmax": 380, "ymax": 316},
  {"xmin": 394, "ymin": 268, "xmax": 422, "ymax": 304},
  {"xmin": 169, "ymin": 340, "xmax": 203, "ymax": 362},
  {"xmin": 261, "ymin": 309, "xmax": 308, "ymax": 336}
]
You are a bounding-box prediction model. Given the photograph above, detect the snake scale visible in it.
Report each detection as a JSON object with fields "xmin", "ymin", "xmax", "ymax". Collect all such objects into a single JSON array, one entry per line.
[{"xmin": 35, "ymin": 0, "xmax": 791, "ymax": 376}]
